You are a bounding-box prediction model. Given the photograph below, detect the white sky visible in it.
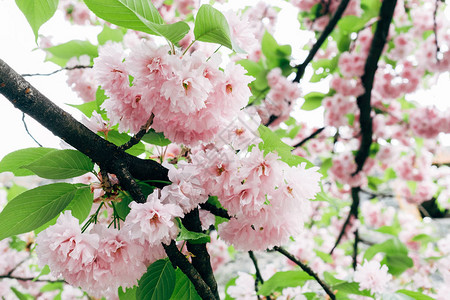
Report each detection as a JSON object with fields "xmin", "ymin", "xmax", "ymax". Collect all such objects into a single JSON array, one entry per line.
[{"xmin": 0, "ymin": 0, "xmax": 448, "ymax": 160}]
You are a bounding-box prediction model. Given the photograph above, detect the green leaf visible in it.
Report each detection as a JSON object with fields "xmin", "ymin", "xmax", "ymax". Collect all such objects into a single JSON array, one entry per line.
[
  {"xmin": 84, "ymin": 0, "xmax": 189, "ymax": 44},
  {"xmin": 258, "ymin": 271, "xmax": 313, "ymax": 296},
  {"xmin": 302, "ymin": 92, "xmax": 326, "ymax": 111},
  {"xmin": 65, "ymin": 185, "xmax": 93, "ymax": 223},
  {"xmin": 100, "ymin": 130, "xmax": 145, "ymax": 156},
  {"xmin": 333, "ymin": 282, "xmax": 373, "ymax": 298},
  {"xmin": 15, "ymin": 0, "xmax": 58, "ymax": 42},
  {"xmin": 396, "ymin": 290, "xmax": 435, "ymax": 300},
  {"xmin": 142, "ymin": 129, "xmax": 171, "ymax": 146},
  {"xmin": 338, "ymin": 15, "xmax": 369, "ymax": 34},
  {"xmin": 23, "ymin": 149, "xmax": 94, "ymax": 179},
  {"xmin": 33, "ymin": 265, "xmax": 51, "ymax": 282},
  {"xmin": 10, "ymin": 287, "xmax": 33, "ymax": 300},
  {"xmin": 314, "ymin": 249, "xmax": 333, "ymax": 263},
  {"xmin": 224, "ymin": 276, "xmax": 238, "ymax": 300},
  {"xmin": 364, "ymin": 238, "xmax": 413, "ymax": 276},
  {"xmin": 258, "ymin": 125, "xmax": 315, "ymax": 168},
  {"xmin": 176, "ymin": 219, "xmax": 211, "ymax": 244},
  {"xmin": 0, "ymin": 147, "xmax": 57, "ymax": 176},
  {"xmin": 40, "ymin": 282, "xmax": 63, "ymax": 292},
  {"xmin": 68, "ymin": 100, "xmax": 100, "ymax": 117},
  {"xmin": 323, "ymin": 272, "xmax": 346, "ymax": 285},
  {"xmin": 45, "ymin": 40, "xmax": 98, "ymax": 67},
  {"xmin": 237, "ymin": 59, "xmax": 264, "ymax": 77},
  {"xmin": 136, "ymin": 259, "xmax": 176, "ymax": 300},
  {"xmin": 98, "ymin": 25, "xmax": 125, "ymax": 45},
  {"xmin": 0, "ymin": 183, "xmax": 77, "ymax": 241},
  {"xmin": 6, "ymin": 184, "xmax": 28, "ymax": 202},
  {"xmin": 118, "ymin": 286, "xmax": 137, "ymax": 300},
  {"xmin": 194, "ymin": 4, "xmax": 232, "ymax": 49},
  {"xmin": 170, "ymin": 269, "xmax": 201, "ymax": 300}
]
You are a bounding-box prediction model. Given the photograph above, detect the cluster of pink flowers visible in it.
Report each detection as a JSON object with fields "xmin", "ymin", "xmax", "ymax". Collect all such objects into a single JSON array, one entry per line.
[
  {"xmin": 409, "ymin": 106, "xmax": 450, "ymax": 139},
  {"xmin": 354, "ymin": 259, "xmax": 392, "ymax": 294},
  {"xmin": 329, "ymin": 152, "xmax": 373, "ymax": 187},
  {"xmin": 66, "ymin": 55, "xmax": 96, "ymax": 103},
  {"xmin": 94, "ymin": 41, "xmax": 253, "ymax": 146},
  {"xmin": 322, "ymin": 94, "xmax": 357, "ymax": 127},
  {"xmin": 36, "ymin": 191, "xmax": 184, "ymax": 298},
  {"xmin": 59, "ymin": 0, "xmax": 95, "ymax": 25}
]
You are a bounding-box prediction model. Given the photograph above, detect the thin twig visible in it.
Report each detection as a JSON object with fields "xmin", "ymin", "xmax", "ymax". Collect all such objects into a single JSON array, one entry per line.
[
  {"xmin": 248, "ymin": 251, "xmax": 269, "ymax": 300},
  {"xmin": 0, "ymin": 275, "xmax": 65, "ymax": 283},
  {"xmin": 292, "ymin": 127, "xmax": 326, "ymax": 148},
  {"xmin": 22, "ymin": 113, "xmax": 42, "ymax": 147},
  {"xmin": 120, "ymin": 113, "xmax": 154, "ymax": 151},
  {"xmin": 294, "ymin": 0, "xmax": 351, "ymax": 83},
  {"xmin": 21, "ymin": 65, "xmax": 92, "ymax": 77},
  {"xmin": 273, "ymin": 246, "xmax": 335, "ymax": 300},
  {"xmin": 433, "ymin": 0, "xmax": 441, "ymax": 62},
  {"xmin": 330, "ymin": 187, "xmax": 360, "ymax": 254}
]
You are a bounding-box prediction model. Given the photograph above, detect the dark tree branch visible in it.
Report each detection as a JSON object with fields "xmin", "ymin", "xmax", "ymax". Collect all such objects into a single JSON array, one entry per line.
[
  {"xmin": 181, "ymin": 209, "xmax": 220, "ymax": 299},
  {"xmin": 21, "ymin": 113, "xmax": 42, "ymax": 147},
  {"xmin": 248, "ymin": 251, "xmax": 268, "ymax": 300},
  {"xmin": 0, "ymin": 59, "xmax": 169, "ymax": 193},
  {"xmin": 353, "ymin": 0, "xmax": 397, "ymax": 175},
  {"xmin": 273, "ymin": 246, "xmax": 335, "ymax": 300},
  {"xmin": 329, "ymin": 187, "xmax": 360, "ymax": 254},
  {"xmin": 200, "ymin": 202, "xmax": 231, "ymax": 220},
  {"xmin": 163, "ymin": 241, "xmax": 218, "ymax": 300},
  {"xmin": 293, "ymin": 0, "xmax": 351, "ymax": 83},
  {"xmin": 21, "ymin": 65, "xmax": 92, "ymax": 77},
  {"xmin": 433, "ymin": 0, "xmax": 441, "ymax": 62},
  {"xmin": 120, "ymin": 113, "xmax": 154, "ymax": 151},
  {"xmin": 353, "ymin": 229, "xmax": 359, "ymax": 270},
  {"xmin": 292, "ymin": 127, "xmax": 325, "ymax": 148}
]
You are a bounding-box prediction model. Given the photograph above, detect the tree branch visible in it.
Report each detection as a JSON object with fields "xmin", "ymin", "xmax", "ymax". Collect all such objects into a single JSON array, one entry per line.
[
  {"xmin": 329, "ymin": 187, "xmax": 360, "ymax": 254},
  {"xmin": 163, "ymin": 241, "xmax": 218, "ymax": 300},
  {"xmin": 273, "ymin": 246, "xmax": 335, "ymax": 300},
  {"xmin": 0, "ymin": 58, "xmax": 169, "ymax": 195},
  {"xmin": 200, "ymin": 202, "xmax": 231, "ymax": 220},
  {"xmin": 120, "ymin": 114, "xmax": 154, "ymax": 151},
  {"xmin": 353, "ymin": 0, "xmax": 397, "ymax": 175},
  {"xmin": 0, "ymin": 275, "xmax": 65, "ymax": 283},
  {"xmin": 21, "ymin": 65, "xmax": 92, "ymax": 77},
  {"xmin": 292, "ymin": 127, "xmax": 325, "ymax": 148},
  {"xmin": 248, "ymin": 251, "xmax": 268, "ymax": 300},
  {"xmin": 181, "ymin": 209, "xmax": 220, "ymax": 299},
  {"xmin": 293, "ymin": 0, "xmax": 351, "ymax": 83}
]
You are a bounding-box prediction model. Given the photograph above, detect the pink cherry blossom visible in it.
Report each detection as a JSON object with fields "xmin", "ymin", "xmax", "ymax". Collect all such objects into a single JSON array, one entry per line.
[{"xmin": 354, "ymin": 259, "xmax": 392, "ymax": 294}]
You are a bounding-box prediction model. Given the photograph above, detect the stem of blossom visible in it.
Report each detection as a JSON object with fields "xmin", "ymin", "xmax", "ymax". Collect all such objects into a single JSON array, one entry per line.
[
  {"xmin": 0, "ymin": 275, "xmax": 66, "ymax": 283},
  {"xmin": 120, "ymin": 113, "xmax": 154, "ymax": 151},
  {"xmin": 353, "ymin": 0, "xmax": 398, "ymax": 175},
  {"xmin": 292, "ymin": 127, "xmax": 326, "ymax": 148},
  {"xmin": 181, "ymin": 209, "xmax": 220, "ymax": 299},
  {"xmin": 21, "ymin": 113, "xmax": 42, "ymax": 147},
  {"xmin": 273, "ymin": 246, "xmax": 336, "ymax": 300},
  {"xmin": 433, "ymin": 0, "xmax": 441, "ymax": 62},
  {"xmin": 0, "ymin": 58, "xmax": 170, "ymax": 189},
  {"xmin": 21, "ymin": 65, "xmax": 92, "ymax": 77},
  {"xmin": 182, "ymin": 40, "xmax": 197, "ymax": 56},
  {"xmin": 163, "ymin": 241, "xmax": 218, "ymax": 300},
  {"xmin": 248, "ymin": 251, "xmax": 271, "ymax": 300},
  {"xmin": 293, "ymin": 0, "xmax": 351, "ymax": 83},
  {"xmin": 329, "ymin": 187, "xmax": 360, "ymax": 254}
]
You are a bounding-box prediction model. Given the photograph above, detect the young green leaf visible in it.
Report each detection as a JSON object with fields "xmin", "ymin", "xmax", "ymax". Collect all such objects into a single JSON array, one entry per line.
[
  {"xmin": 0, "ymin": 147, "xmax": 57, "ymax": 176},
  {"xmin": 23, "ymin": 149, "xmax": 94, "ymax": 179},
  {"xmin": 169, "ymin": 269, "xmax": 201, "ymax": 300},
  {"xmin": 118, "ymin": 286, "xmax": 137, "ymax": 300},
  {"xmin": 333, "ymin": 282, "xmax": 373, "ymax": 298},
  {"xmin": 83, "ymin": 0, "xmax": 189, "ymax": 44},
  {"xmin": 136, "ymin": 259, "xmax": 176, "ymax": 300},
  {"xmin": 142, "ymin": 129, "xmax": 172, "ymax": 146},
  {"xmin": 45, "ymin": 40, "xmax": 98, "ymax": 67},
  {"xmin": 176, "ymin": 220, "xmax": 211, "ymax": 244},
  {"xmin": 396, "ymin": 290, "xmax": 435, "ymax": 300},
  {"xmin": 0, "ymin": 183, "xmax": 78, "ymax": 240},
  {"xmin": 194, "ymin": 4, "xmax": 232, "ymax": 49},
  {"xmin": 301, "ymin": 92, "xmax": 326, "ymax": 111},
  {"xmin": 258, "ymin": 271, "xmax": 313, "ymax": 295},
  {"xmin": 15, "ymin": 0, "xmax": 58, "ymax": 42},
  {"xmin": 98, "ymin": 25, "xmax": 125, "ymax": 45},
  {"xmin": 65, "ymin": 185, "xmax": 94, "ymax": 223}
]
